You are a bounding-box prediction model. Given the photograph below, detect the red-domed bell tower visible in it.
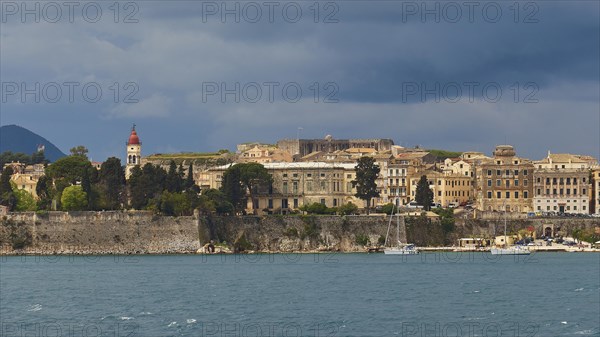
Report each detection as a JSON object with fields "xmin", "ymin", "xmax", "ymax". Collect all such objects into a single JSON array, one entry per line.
[{"xmin": 125, "ymin": 124, "xmax": 142, "ymax": 179}]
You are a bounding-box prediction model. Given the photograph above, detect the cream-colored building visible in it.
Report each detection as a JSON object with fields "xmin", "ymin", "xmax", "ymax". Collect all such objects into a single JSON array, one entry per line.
[
  {"xmin": 11, "ymin": 173, "xmax": 40, "ymax": 198},
  {"xmin": 199, "ymin": 162, "xmax": 361, "ymax": 214},
  {"xmin": 476, "ymin": 145, "xmax": 534, "ymax": 213},
  {"xmin": 442, "ymin": 158, "xmax": 473, "ymax": 177},
  {"xmin": 408, "ymin": 171, "xmax": 472, "ymax": 207},
  {"xmin": 533, "ymin": 152, "xmax": 593, "ymax": 214},
  {"xmin": 4, "ymin": 162, "xmax": 45, "ymax": 199},
  {"xmin": 591, "ymin": 168, "xmax": 600, "ymax": 214},
  {"xmin": 238, "ymin": 145, "xmax": 292, "ymax": 163}
]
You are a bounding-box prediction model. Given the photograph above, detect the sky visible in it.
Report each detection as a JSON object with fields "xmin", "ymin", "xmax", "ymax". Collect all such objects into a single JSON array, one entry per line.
[{"xmin": 1, "ymin": 1, "xmax": 599, "ymax": 163}]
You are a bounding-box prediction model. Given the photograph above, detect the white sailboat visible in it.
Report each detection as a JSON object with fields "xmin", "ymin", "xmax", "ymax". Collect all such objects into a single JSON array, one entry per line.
[
  {"xmin": 490, "ymin": 204, "xmax": 530, "ymax": 255},
  {"xmin": 383, "ymin": 205, "xmax": 419, "ymax": 255}
]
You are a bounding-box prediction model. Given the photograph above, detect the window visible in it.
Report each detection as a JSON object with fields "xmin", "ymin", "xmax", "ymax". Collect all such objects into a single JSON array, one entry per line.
[
  {"xmin": 282, "ymin": 199, "xmax": 288, "ymax": 209},
  {"xmin": 514, "ymin": 170, "xmax": 519, "ymax": 175},
  {"xmin": 515, "ymin": 191, "xmax": 519, "ymax": 198},
  {"xmin": 523, "ymin": 170, "xmax": 528, "ymax": 176},
  {"xmin": 320, "ymin": 198, "xmax": 326, "ymax": 205},
  {"xmin": 293, "ymin": 199, "xmax": 299, "ymax": 208},
  {"xmin": 537, "ymin": 177, "xmax": 541, "ymax": 183},
  {"xmin": 496, "ymin": 170, "xmax": 501, "ymax": 176},
  {"xmin": 282, "ymin": 182, "xmax": 288, "ymax": 194},
  {"xmin": 496, "ymin": 180, "xmax": 501, "ymax": 186},
  {"xmin": 524, "ymin": 180, "xmax": 528, "ymax": 186},
  {"xmin": 268, "ymin": 199, "xmax": 273, "ymax": 209},
  {"xmin": 524, "ymin": 191, "xmax": 528, "ymax": 198},
  {"xmin": 505, "ymin": 169, "xmax": 510, "ymax": 176},
  {"xmin": 497, "ymin": 191, "xmax": 501, "ymax": 198},
  {"xmin": 307, "ymin": 173, "xmax": 312, "ymax": 177},
  {"xmin": 293, "ymin": 181, "xmax": 298, "ymax": 194},
  {"xmin": 566, "ymin": 178, "xmax": 571, "ymax": 185},
  {"xmin": 546, "ymin": 178, "xmax": 550, "ymax": 184},
  {"xmin": 583, "ymin": 188, "xmax": 587, "ymax": 194},
  {"xmin": 283, "ymin": 174, "xmax": 288, "ymax": 178},
  {"xmin": 307, "ymin": 181, "xmax": 313, "ymax": 192},
  {"xmin": 487, "ymin": 180, "xmax": 492, "ymax": 187},
  {"xmin": 293, "ymin": 173, "xmax": 298, "ymax": 178},
  {"xmin": 566, "ymin": 189, "xmax": 570, "ymax": 195},
  {"xmin": 487, "ymin": 170, "xmax": 492, "ymax": 176},
  {"xmin": 514, "ymin": 180, "xmax": 519, "ymax": 186},
  {"xmin": 537, "ymin": 189, "xmax": 541, "ymax": 195},
  {"xmin": 505, "ymin": 180, "xmax": 510, "ymax": 188},
  {"xmin": 506, "ymin": 191, "xmax": 510, "ymax": 198}
]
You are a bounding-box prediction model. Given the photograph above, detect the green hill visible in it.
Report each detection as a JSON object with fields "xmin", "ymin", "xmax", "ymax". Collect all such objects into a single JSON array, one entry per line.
[{"xmin": 0, "ymin": 124, "xmax": 66, "ymax": 162}]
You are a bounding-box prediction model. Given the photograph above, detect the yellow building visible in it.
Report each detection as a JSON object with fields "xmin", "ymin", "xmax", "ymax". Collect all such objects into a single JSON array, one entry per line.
[
  {"xmin": 476, "ymin": 145, "xmax": 534, "ymax": 213},
  {"xmin": 199, "ymin": 162, "xmax": 361, "ymax": 214},
  {"xmin": 408, "ymin": 171, "xmax": 472, "ymax": 207}
]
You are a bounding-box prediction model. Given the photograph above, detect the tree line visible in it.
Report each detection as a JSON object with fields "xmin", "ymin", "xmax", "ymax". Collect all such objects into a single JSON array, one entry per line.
[{"xmin": 0, "ymin": 151, "xmax": 436, "ymax": 216}]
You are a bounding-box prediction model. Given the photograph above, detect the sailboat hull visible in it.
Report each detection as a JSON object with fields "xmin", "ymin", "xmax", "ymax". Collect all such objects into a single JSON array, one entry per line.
[
  {"xmin": 490, "ymin": 247, "xmax": 531, "ymax": 255},
  {"xmin": 383, "ymin": 248, "xmax": 419, "ymax": 255}
]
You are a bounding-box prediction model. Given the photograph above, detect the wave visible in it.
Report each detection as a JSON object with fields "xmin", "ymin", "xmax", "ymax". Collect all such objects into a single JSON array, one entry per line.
[{"xmin": 26, "ymin": 304, "xmax": 42, "ymax": 312}]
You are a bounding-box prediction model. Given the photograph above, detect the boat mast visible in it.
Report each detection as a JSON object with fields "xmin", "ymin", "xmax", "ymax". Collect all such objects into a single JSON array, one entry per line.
[{"xmin": 384, "ymin": 203, "xmax": 394, "ymax": 247}]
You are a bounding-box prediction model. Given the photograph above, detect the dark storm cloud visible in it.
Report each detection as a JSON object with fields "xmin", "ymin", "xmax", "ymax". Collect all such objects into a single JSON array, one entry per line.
[{"xmin": 0, "ymin": 0, "xmax": 598, "ymax": 160}]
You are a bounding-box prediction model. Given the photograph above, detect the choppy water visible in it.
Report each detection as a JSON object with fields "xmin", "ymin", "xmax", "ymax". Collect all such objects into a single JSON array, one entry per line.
[{"xmin": 1, "ymin": 252, "xmax": 599, "ymax": 336}]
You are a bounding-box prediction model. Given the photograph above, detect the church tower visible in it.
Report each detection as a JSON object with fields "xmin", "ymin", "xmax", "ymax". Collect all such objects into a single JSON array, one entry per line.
[{"xmin": 125, "ymin": 125, "xmax": 141, "ymax": 179}]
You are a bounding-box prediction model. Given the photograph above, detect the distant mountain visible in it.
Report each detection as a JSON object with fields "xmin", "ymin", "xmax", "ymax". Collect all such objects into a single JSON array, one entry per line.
[{"xmin": 0, "ymin": 125, "xmax": 66, "ymax": 162}]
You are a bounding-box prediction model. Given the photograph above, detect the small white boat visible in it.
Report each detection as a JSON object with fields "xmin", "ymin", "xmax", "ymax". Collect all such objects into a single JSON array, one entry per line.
[
  {"xmin": 490, "ymin": 245, "xmax": 530, "ymax": 255},
  {"xmin": 383, "ymin": 205, "xmax": 419, "ymax": 255},
  {"xmin": 384, "ymin": 244, "xmax": 419, "ymax": 255},
  {"xmin": 490, "ymin": 203, "xmax": 530, "ymax": 255}
]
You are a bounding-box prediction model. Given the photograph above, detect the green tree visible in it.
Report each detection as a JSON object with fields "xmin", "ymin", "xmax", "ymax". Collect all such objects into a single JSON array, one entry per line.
[
  {"xmin": 30, "ymin": 150, "xmax": 47, "ymax": 165},
  {"xmin": 338, "ymin": 202, "xmax": 358, "ymax": 215},
  {"xmin": 415, "ymin": 175, "xmax": 434, "ymax": 211},
  {"xmin": 13, "ymin": 188, "xmax": 36, "ymax": 211},
  {"xmin": 99, "ymin": 157, "xmax": 125, "ymax": 209},
  {"xmin": 184, "ymin": 164, "xmax": 195, "ymax": 191},
  {"xmin": 381, "ymin": 202, "xmax": 395, "ymax": 215},
  {"xmin": 352, "ymin": 157, "xmax": 380, "ymax": 214},
  {"xmin": 46, "ymin": 155, "xmax": 93, "ymax": 185},
  {"xmin": 238, "ymin": 163, "xmax": 272, "ymax": 212},
  {"xmin": 69, "ymin": 145, "xmax": 89, "ymax": 158},
  {"xmin": 35, "ymin": 175, "xmax": 53, "ymax": 210},
  {"xmin": 221, "ymin": 165, "xmax": 244, "ymax": 211},
  {"xmin": 201, "ymin": 188, "xmax": 234, "ymax": 215},
  {"xmin": 61, "ymin": 185, "xmax": 88, "ymax": 211},
  {"xmin": 165, "ymin": 160, "xmax": 183, "ymax": 193},
  {"xmin": 127, "ymin": 164, "xmax": 167, "ymax": 209},
  {"xmin": 299, "ymin": 202, "xmax": 335, "ymax": 215},
  {"xmin": 220, "ymin": 163, "xmax": 272, "ymax": 213},
  {"xmin": 0, "ymin": 166, "xmax": 16, "ymax": 210}
]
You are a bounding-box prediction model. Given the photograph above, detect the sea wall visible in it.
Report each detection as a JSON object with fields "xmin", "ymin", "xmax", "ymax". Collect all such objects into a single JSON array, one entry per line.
[
  {"xmin": 0, "ymin": 211, "xmax": 200, "ymax": 254},
  {"xmin": 1, "ymin": 212, "xmax": 599, "ymax": 254}
]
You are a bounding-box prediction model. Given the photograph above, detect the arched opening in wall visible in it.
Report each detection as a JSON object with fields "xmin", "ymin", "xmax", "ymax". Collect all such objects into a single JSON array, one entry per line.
[
  {"xmin": 128, "ymin": 155, "xmax": 132, "ymax": 164},
  {"xmin": 133, "ymin": 156, "xmax": 136, "ymax": 164},
  {"xmin": 544, "ymin": 226, "xmax": 552, "ymax": 237}
]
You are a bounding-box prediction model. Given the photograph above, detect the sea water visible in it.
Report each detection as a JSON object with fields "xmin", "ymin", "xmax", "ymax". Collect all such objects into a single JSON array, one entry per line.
[{"xmin": 1, "ymin": 252, "xmax": 598, "ymax": 336}]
